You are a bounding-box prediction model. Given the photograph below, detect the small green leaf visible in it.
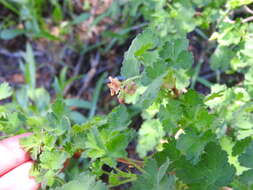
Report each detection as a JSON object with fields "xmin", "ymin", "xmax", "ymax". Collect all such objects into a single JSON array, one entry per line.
[
  {"xmin": 21, "ymin": 43, "xmax": 36, "ymax": 89},
  {"xmin": 238, "ymin": 169, "xmax": 253, "ymax": 186},
  {"xmin": 65, "ymin": 98, "xmax": 92, "ymax": 109},
  {"xmin": 139, "ymin": 73, "xmax": 166, "ymax": 108},
  {"xmin": 232, "ymin": 137, "xmax": 252, "ymax": 156},
  {"xmin": 0, "ymin": 82, "xmax": 12, "ymax": 100},
  {"xmin": 52, "ymin": 98, "xmax": 68, "ymax": 118},
  {"xmin": 175, "ymin": 143, "xmax": 236, "ymax": 190},
  {"xmin": 69, "ymin": 111, "xmax": 87, "ymax": 124},
  {"xmin": 210, "ymin": 45, "xmax": 235, "ymax": 71},
  {"xmin": 131, "ymin": 159, "xmax": 175, "ymax": 190},
  {"xmin": 238, "ymin": 142, "xmax": 253, "ymax": 168},
  {"xmin": 40, "ymin": 150, "xmax": 69, "ymax": 170},
  {"xmin": 108, "ymin": 105, "xmax": 131, "ymax": 131},
  {"xmin": 0, "ymin": 29, "xmax": 25, "ymax": 40},
  {"xmin": 137, "ymin": 119, "xmax": 165, "ymax": 158},
  {"xmin": 72, "ymin": 13, "xmax": 90, "ymax": 25},
  {"xmin": 121, "ymin": 30, "xmax": 157, "ymax": 78},
  {"xmin": 176, "ymin": 130, "xmax": 215, "ymax": 164},
  {"xmin": 55, "ymin": 172, "xmax": 108, "ymax": 190},
  {"xmin": 227, "ymin": 0, "xmax": 253, "ymax": 9}
]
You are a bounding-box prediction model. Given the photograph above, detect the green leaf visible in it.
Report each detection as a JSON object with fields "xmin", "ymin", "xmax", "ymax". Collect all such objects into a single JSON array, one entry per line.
[
  {"xmin": 176, "ymin": 130, "xmax": 215, "ymax": 164},
  {"xmin": 72, "ymin": 13, "xmax": 90, "ymax": 25},
  {"xmin": 107, "ymin": 105, "xmax": 131, "ymax": 131},
  {"xmin": 245, "ymin": 67, "xmax": 253, "ymax": 97},
  {"xmin": 0, "ymin": 29, "xmax": 25, "ymax": 40},
  {"xmin": 192, "ymin": 0, "xmax": 212, "ymax": 6},
  {"xmin": 52, "ymin": 4, "xmax": 63, "ymax": 22},
  {"xmin": 85, "ymin": 129, "xmax": 106, "ymax": 159},
  {"xmin": 182, "ymin": 87, "xmax": 203, "ymax": 108},
  {"xmin": 52, "ymin": 98, "xmax": 69, "ymax": 118},
  {"xmin": 204, "ymin": 86, "xmax": 251, "ymax": 133},
  {"xmin": 141, "ymin": 61, "xmax": 167, "ymax": 85},
  {"xmin": 174, "ymin": 68, "xmax": 191, "ymax": 90},
  {"xmin": 238, "ymin": 169, "xmax": 253, "ymax": 186},
  {"xmin": 16, "ymin": 87, "xmax": 29, "ymax": 109},
  {"xmin": 121, "ymin": 30, "xmax": 157, "ymax": 78},
  {"xmin": 210, "ymin": 45, "xmax": 235, "ymax": 71},
  {"xmin": 238, "ymin": 142, "xmax": 253, "ymax": 186},
  {"xmin": 166, "ymin": 2, "xmax": 196, "ymax": 37},
  {"xmin": 241, "ymin": 37, "xmax": 253, "ymax": 59},
  {"xmin": 105, "ymin": 131, "xmax": 130, "ymax": 159},
  {"xmin": 40, "ymin": 150, "xmax": 69, "ymax": 170},
  {"xmin": 139, "ymin": 72, "xmax": 167, "ymax": 108},
  {"xmin": 238, "ymin": 142, "xmax": 253, "ymax": 168},
  {"xmin": 232, "ymin": 37, "xmax": 253, "ymax": 71},
  {"xmin": 20, "ymin": 133, "xmax": 56, "ymax": 160},
  {"xmin": 175, "ymin": 142, "xmax": 236, "ymax": 190},
  {"xmin": 3, "ymin": 112, "xmax": 24, "ymax": 134},
  {"xmin": 0, "ymin": 82, "xmax": 13, "ymax": 100},
  {"xmin": 68, "ymin": 111, "xmax": 87, "ymax": 124},
  {"xmin": 64, "ymin": 98, "xmax": 92, "ymax": 109},
  {"xmin": 227, "ymin": 0, "xmax": 253, "ymax": 9},
  {"xmin": 232, "ymin": 103, "xmax": 253, "ymax": 140},
  {"xmin": 232, "ymin": 137, "xmax": 252, "ymax": 156},
  {"xmin": 220, "ymin": 136, "xmax": 247, "ymax": 176},
  {"xmin": 45, "ymin": 113, "xmax": 71, "ymax": 136},
  {"xmin": 29, "ymin": 88, "xmax": 50, "ymax": 111},
  {"xmin": 161, "ymin": 38, "xmax": 193, "ymax": 70},
  {"xmin": 155, "ymin": 140, "xmax": 181, "ymax": 165},
  {"xmin": 21, "ymin": 43, "xmax": 36, "ymax": 89},
  {"xmin": 216, "ymin": 22, "xmax": 243, "ymax": 46},
  {"xmin": 137, "ymin": 119, "xmax": 165, "ymax": 158},
  {"xmin": 85, "ymin": 127, "xmax": 131, "ymax": 166},
  {"xmin": 131, "ymin": 159, "xmax": 175, "ymax": 190},
  {"xmin": 158, "ymin": 97, "xmax": 183, "ymax": 133},
  {"xmin": 55, "ymin": 172, "xmax": 108, "ymax": 190},
  {"xmin": 180, "ymin": 90, "xmax": 215, "ymax": 131}
]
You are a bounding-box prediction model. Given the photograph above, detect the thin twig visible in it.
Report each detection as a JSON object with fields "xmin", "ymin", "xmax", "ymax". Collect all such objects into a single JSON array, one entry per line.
[
  {"xmin": 243, "ymin": 15, "xmax": 253, "ymax": 23},
  {"xmin": 224, "ymin": 17, "xmax": 235, "ymax": 24},
  {"xmin": 63, "ymin": 53, "xmax": 85, "ymax": 95},
  {"xmin": 108, "ymin": 177, "xmax": 137, "ymax": 188},
  {"xmin": 194, "ymin": 28, "xmax": 209, "ymax": 40},
  {"xmin": 77, "ymin": 52, "xmax": 100, "ymax": 97},
  {"xmin": 128, "ymin": 22, "xmax": 148, "ymax": 31},
  {"xmin": 0, "ymin": 48, "xmax": 44, "ymax": 58},
  {"xmin": 117, "ymin": 158, "xmax": 145, "ymax": 173},
  {"xmin": 222, "ymin": 15, "xmax": 253, "ymax": 24},
  {"xmin": 217, "ymin": 9, "xmax": 231, "ymax": 25},
  {"xmin": 200, "ymin": 72, "xmax": 216, "ymax": 80},
  {"xmin": 244, "ymin": 5, "xmax": 253, "ymax": 15}
]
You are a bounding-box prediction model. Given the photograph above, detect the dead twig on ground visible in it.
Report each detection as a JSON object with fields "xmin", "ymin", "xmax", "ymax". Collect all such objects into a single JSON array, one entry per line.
[
  {"xmin": 63, "ymin": 53, "xmax": 85, "ymax": 96},
  {"xmin": 0, "ymin": 48, "xmax": 44, "ymax": 58},
  {"xmin": 244, "ymin": 5, "xmax": 253, "ymax": 15},
  {"xmin": 77, "ymin": 52, "xmax": 100, "ymax": 98},
  {"xmin": 243, "ymin": 15, "xmax": 253, "ymax": 23}
]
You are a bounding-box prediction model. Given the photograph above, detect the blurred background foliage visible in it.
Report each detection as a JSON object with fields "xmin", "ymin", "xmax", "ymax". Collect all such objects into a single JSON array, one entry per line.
[
  {"xmin": 0, "ymin": 0, "xmax": 253, "ymax": 135},
  {"xmin": 1, "ymin": 0, "xmax": 253, "ymax": 189}
]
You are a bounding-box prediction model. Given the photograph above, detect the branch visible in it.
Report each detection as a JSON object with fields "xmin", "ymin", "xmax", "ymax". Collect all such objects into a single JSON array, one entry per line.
[
  {"xmin": 224, "ymin": 17, "xmax": 235, "ymax": 24},
  {"xmin": 244, "ymin": 5, "xmax": 253, "ymax": 14},
  {"xmin": 0, "ymin": 48, "xmax": 44, "ymax": 58},
  {"xmin": 63, "ymin": 53, "xmax": 84, "ymax": 96},
  {"xmin": 77, "ymin": 52, "xmax": 100, "ymax": 98},
  {"xmin": 243, "ymin": 15, "xmax": 253, "ymax": 23},
  {"xmin": 223, "ymin": 15, "xmax": 253, "ymax": 24}
]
